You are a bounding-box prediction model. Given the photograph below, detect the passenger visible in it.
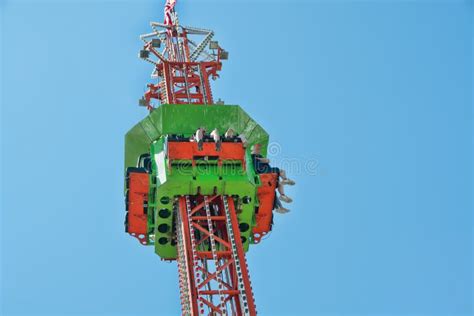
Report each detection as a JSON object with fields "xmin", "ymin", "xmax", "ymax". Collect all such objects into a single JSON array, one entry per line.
[
  {"xmin": 223, "ymin": 128, "xmax": 248, "ymax": 148},
  {"xmin": 194, "ymin": 127, "xmax": 205, "ymax": 150},
  {"xmin": 251, "ymin": 143, "xmax": 295, "ymax": 204},
  {"xmin": 210, "ymin": 128, "xmax": 221, "ymax": 151},
  {"xmin": 224, "ymin": 128, "xmax": 235, "ymax": 139},
  {"xmin": 238, "ymin": 133, "xmax": 248, "ymax": 148},
  {"xmin": 274, "ymin": 197, "xmax": 290, "ymax": 214}
]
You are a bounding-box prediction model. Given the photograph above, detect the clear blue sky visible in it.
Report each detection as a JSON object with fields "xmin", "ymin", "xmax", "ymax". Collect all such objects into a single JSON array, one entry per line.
[{"xmin": 1, "ymin": 0, "xmax": 472, "ymax": 315}]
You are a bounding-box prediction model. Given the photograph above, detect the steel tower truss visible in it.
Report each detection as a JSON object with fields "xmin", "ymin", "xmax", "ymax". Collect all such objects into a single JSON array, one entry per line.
[
  {"xmin": 139, "ymin": 16, "xmax": 227, "ymax": 109},
  {"xmin": 176, "ymin": 195, "xmax": 256, "ymax": 315},
  {"xmin": 137, "ymin": 6, "xmax": 256, "ymax": 315}
]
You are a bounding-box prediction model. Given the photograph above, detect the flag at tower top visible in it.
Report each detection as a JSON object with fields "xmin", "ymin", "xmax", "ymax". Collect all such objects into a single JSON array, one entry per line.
[{"xmin": 164, "ymin": 0, "xmax": 176, "ymax": 25}]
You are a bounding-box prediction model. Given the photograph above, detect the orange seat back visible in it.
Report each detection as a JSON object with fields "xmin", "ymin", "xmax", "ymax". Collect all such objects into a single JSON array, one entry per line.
[
  {"xmin": 126, "ymin": 171, "xmax": 149, "ymax": 244},
  {"xmin": 253, "ymin": 173, "xmax": 278, "ymax": 243}
]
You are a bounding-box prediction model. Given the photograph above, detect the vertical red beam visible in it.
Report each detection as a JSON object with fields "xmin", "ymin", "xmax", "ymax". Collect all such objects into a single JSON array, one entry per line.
[
  {"xmin": 217, "ymin": 197, "xmax": 244, "ymax": 315},
  {"xmin": 181, "ymin": 29, "xmax": 191, "ymax": 61},
  {"xmin": 226, "ymin": 196, "xmax": 257, "ymax": 315},
  {"xmin": 162, "ymin": 62, "xmax": 174, "ymax": 104},
  {"xmin": 199, "ymin": 64, "xmax": 214, "ymax": 104},
  {"xmin": 178, "ymin": 197, "xmax": 199, "ymax": 315}
]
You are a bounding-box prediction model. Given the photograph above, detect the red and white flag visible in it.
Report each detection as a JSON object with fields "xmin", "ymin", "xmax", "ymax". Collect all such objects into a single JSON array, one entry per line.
[{"xmin": 164, "ymin": 0, "xmax": 176, "ymax": 25}]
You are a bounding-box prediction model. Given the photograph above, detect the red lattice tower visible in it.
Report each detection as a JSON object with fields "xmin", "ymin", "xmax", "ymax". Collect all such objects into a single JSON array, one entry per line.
[
  {"xmin": 138, "ymin": 4, "xmax": 228, "ymax": 110},
  {"xmin": 137, "ymin": 3, "xmax": 257, "ymax": 315},
  {"xmin": 176, "ymin": 195, "xmax": 257, "ymax": 315}
]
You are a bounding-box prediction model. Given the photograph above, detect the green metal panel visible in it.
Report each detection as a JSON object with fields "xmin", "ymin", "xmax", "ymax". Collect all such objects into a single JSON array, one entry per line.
[
  {"xmin": 125, "ymin": 104, "xmax": 269, "ymax": 173},
  {"xmin": 124, "ymin": 103, "xmax": 271, "ymax": 260}
]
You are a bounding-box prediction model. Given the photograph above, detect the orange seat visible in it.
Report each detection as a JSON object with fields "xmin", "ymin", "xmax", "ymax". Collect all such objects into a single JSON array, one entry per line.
[
  {"xmin": 126, "ymin": 170, "xmax": 149, "ymax": 244},
  {"xmin": 167, "ymin": 141, "xmax": 245, "ymax": 169},
  {"xmin": 253, "ymin": 173, "xmax": 278, "ymax": 243}
]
